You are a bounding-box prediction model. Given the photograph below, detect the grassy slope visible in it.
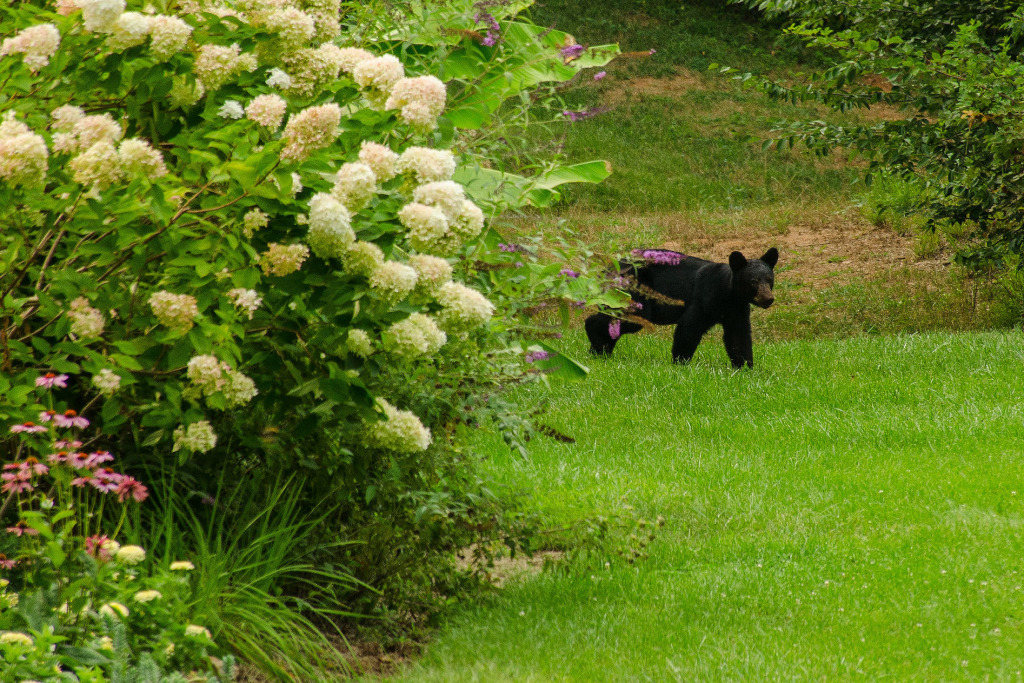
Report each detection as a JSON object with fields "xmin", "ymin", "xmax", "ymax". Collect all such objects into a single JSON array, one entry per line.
[{"xmin": 386, "ymin": 330, "xmax": 1024, "ymax": 681}]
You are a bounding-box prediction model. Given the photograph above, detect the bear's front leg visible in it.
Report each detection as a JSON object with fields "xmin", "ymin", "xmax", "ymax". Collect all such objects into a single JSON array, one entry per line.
[
  {"xmin": 721, "ymin": 307, "xmax": 753, "ymax": 369},
  {"xmin": 671, "ymin": 307, "xmax": 714, "ymax": 363},
  {"xmin": 585, "ymin": 312, "xmax": 618, "ymax": 356}
]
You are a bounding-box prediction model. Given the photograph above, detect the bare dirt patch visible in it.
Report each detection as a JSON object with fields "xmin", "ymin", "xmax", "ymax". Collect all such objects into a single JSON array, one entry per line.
[
  {"xmin": 455, "ymin": 549, "xmax": 564, "ymax": 588},
  {"xmin": 598, "ymin": 67, "xmax": 706, "ymax": 105}
]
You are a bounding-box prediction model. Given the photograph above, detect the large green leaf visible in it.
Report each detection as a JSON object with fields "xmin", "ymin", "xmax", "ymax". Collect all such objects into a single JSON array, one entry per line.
[{"xmin": 527, "ymin": 342, "xmax": 589, "ymax": 380}]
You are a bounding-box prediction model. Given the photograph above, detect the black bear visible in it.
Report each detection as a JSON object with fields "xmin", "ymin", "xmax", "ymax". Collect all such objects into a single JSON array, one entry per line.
[{"xmin": 584, "ymin": 248, "xmax": 779, "ymax": 368}]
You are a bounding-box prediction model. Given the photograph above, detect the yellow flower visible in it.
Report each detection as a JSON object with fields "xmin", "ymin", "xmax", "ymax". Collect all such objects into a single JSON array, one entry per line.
[
  {"xmin": 133, "ymin": 590, "xmax": 162, "ymax": 603},
  {"xmin": 98, "ymin": 601, "xmax": 130, "ymax": 618},
  {"xmin": 0, "ymin": 631, "xmax": 33, "ymax": 646},
  {"xmin": 98, "ymin": 636, "xmax": 114, "ymax": 651},
  {"xmin": 169, "ymin": 560, "xmax": 195, "ymax": 571},
  {"xmin": 184, "ymin": 624, "xmax": 212, "ymax": 639}
]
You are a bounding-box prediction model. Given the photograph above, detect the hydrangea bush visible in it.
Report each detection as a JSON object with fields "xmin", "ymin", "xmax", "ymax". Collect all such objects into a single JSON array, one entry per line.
[{"xmin": 0, "ymin": 0, "xmax": 625, "ymax": 644}]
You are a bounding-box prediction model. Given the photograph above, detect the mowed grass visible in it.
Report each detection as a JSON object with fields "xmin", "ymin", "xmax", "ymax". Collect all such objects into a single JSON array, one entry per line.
[{"xmin": 385, "ymin": 330, "xmax": 1024, "ymax": 682}]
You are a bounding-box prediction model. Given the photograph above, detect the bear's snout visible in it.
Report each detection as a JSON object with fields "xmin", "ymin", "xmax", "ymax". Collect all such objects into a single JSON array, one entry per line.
[{"xmin": 754, "ymin": 283, "xmax": 774, "ymax": 309}]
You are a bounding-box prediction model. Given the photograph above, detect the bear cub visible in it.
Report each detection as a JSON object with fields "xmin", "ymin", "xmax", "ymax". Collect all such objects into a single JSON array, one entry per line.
[{"xmin": 584, "ymin": 248, "xmax": 779, "ymax": 368}]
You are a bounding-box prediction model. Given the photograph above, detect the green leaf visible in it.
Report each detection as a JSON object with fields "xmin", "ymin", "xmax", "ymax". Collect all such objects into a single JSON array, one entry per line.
[
  {"xmin": 45, "ymin": 541, "xmax": 66, "ymax": 567},
  {"xmin": 528, "ymin": 341, "xmax": 590, "ymax": 380}
]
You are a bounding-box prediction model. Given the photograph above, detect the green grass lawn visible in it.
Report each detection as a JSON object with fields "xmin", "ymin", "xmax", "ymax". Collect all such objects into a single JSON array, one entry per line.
[{"xmin": 385, "ymin": 329, "xmax": 1024, "ymax": 681}]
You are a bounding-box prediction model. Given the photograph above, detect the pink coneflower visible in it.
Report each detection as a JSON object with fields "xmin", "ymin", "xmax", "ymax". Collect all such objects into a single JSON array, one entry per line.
[
  {"xmin": 7, "ymin": 520, "xmax": 39, "ymax": 537},
  {"xmin": 85, "ymin": 534, "xmax": 114, "ymax": 559},
  {"xmin": 88, "ymin": 451, "xmax": 114, "ymax": 466},
  {"xmin": 1, "ymin": 471, "xmax": 32, "ymax": 494},
  {"xmin": 35, "ymin": 373, "xmax": 68, "ymax": 388},
  {"xmin": 594, "ymin": 71, "xmax": 606, "ymax": 81},
  {"xmin": 116, "ymin": 476, "xmax": 149, "ymax": 503},
  {"xmin": 47, "ymin": 451, "xmax": 70, "ymax": 465},
  {"xmin": 20, "ymin": 457, "xmax": 48, "ymax": 476},
  {"xmin": 54, "ymin": 410, "xmax": 89, "ymax": 429},
  {"xmin": 90, "ymin": 468, "xmax": 123, "ymax": 493},
  {"xmin": 10, "ymin": 422, "xmax": 47, "ymax": 434},
  {"xmin": 71, "ymin": 475, "xmax": 92, "ymax": 487},
  {"xmin": 54, "ymin": 440, "xmax": 83, "ymax": 449},
  {"xmin": 68, "ymin": 452, "xmax": 92, "ymax": 469},
  {"xmin": 0, "ymin": 554, "xmax": 17, "ymax": 569},
  {"xmin": 39, "ymin": 410, "xmax": 57, "ymax": 423}
]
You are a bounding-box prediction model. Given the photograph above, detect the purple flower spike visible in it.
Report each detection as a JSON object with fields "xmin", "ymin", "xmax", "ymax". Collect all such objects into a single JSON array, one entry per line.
[
  {"xmin": 608, "ymin": 320, "xmax": 621, "ymax": 340},
  {"xmin": 498, "ymin": 243, "xmax": 527, "ymax": 253},
  {"xmin": 515, "ymin": 261, "xmax": 524, "ymax": 268},
  {"xmin": 560, "ymin": 268, "xmax": 580, "ymax": 278},
  {"xmin": 525, "ymin": 351, "xmax": 555, "ymax": 363},
  {"xmin": 560, "ymin": 44, "xmax": 585, "ymax": 59},
  {"xmin": 631, "ymin": 249, "xmax": 686, "ymax": 265},
  {"xmin": 562, "ymin": 107, "xmax": 608, "ymax": 123},
  {"xmin": 594, "ymin": 71, "xmax": 606, "ymax": 81},
  {"xmin": 572, "ymin": 300, "xmax": 587, "ymax": 309}
]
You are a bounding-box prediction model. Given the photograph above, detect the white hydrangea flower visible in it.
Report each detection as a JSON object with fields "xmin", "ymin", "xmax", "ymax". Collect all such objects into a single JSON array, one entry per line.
[
  {"xmin": 408, "ymin": 254, "xmax": 452, "ymax": 294},
  {"xmin": 245, "ymin": 94, "xmax": 286, "ymax": 129},
  {"xmin": 92, "ymin": 368, "xmax": 121, "ymax": 396},
  {"xmin": 365, "ymin": 398, "xmax": 431, "ymax": 453},
  {"xmin": 168, "ymin": 75, "xmax": 204, "ymax": 109},
  {"xmin": 450, "ymin": 199, "xmax": 485, "ymax": 240},
  {"xmin": 172, "ymin": 420, "xmax": 217, "ymax": 453},
  {"xmin": 263, "ymin": 8, "xmax": 314, "ymax": 50},
  {"xmin": 107, "ymin": 12, "xmax": 152, "ymax": 50},
  {"xmin": 148, "ymin": 291, "xmax": 199, "ymax": 332},
  {"xmin": 330, "ymin": 162, "xmax": 376, "ymax": 211},
  {"xmin": 385, "ymin": 76, "xmax": 447, "ymax": 131},
  {"xmin": 223, "ymin": 371, "xmax": 258, "ymax": 407},
  {"xmin": 78, "ymin": 0, "xmax": 126, "ymax": 33},
  {"xmin": 69, "ymin": 139, "xmax": 122, "ymax": 189},
  {"xmin": 1, "ymin": 23, "xmax": 61, "ymax": 72},
  {"xmin": 187, "ymin": 354, "xmax": 230, "ymax": 394},
  {"xmin": 55, "ymin": 0, "xmax": 77, "ymax": 15},
  {"xmin": 279, "ymin": 44, "xmax": 344, "ymax": 97},
  {"xmin": 115, "ymin": 545, "xmax": 146, "ymax": 565},
  {"xmin": 413, "ymin": 181, "xmax": 465, "ymax": 221},
  {"xmin": 148, "ymin": 15, "xmax": 192, "ymax": 62},
  {"xmin": 51, "ymin": 105, "xmax": 85, "ymax": 131},
  {"xmin": 0, "ymin": 114, "xmax": 49, "ymax": 187},
  {"xmin": 226, "ymin": 288, "xmax": 262, "ymax": 319},
  {"xmin": 435, "ymin": 281, "xmax": 493, "ymax": 332},
  {"xmin": 217, "ymin": 100, "xmax": 244, "ymax": 119},
  {"xmin": 358, "ymin": 141, "xmax": 398, "ymax": 183},
  {"xmin": 99, "ymin": 602, "xmax": 130, "ymax": 618},
  {"xmin": 396, "ymin": 146, "xmax": 456, "ymax": 184},
  {"xmin": 388, "ymin": 313, "xmax": 446, "ymax": 358},
  {"xmin": 242, "ymin": 208, "xmax": 268, "ymax": 238},
  {"xmin": 336, "ymin": 46, "xmax": 373, "ymax": 73},
  {"xmin": 266, "ymin": 67, "xmax": 292, "ymax": 89},
  {"xmin": 368, "ymin": 261, "xmax": 417, "ymax": 302},
  {"xmin": 194, "ymin": 43, "xmax": 255, "ymax": 91},
  {"xmin": 67, "ymin": 296, "xmax": 105, "ymax": 338},
  {"xmin": 118, "ymin": 138, "xmax": 167, "ymax": 180},
  {"xmin": 346, "ymin": 329, "xmax": 374, "ymax": 357},
  {"xmin": 398, "ymin": 202, "xmax": 448, "ymax": 252},
  {"xmin": 307, "ymin": 192, "xmax": 354, "ymax": 258},
  {"xmin": 280, "ymin": 103, "xmax": 341, "ymax": 163},
  {"xmin": 352, "ymin": 54, "xmax": 404, "ymax": 93},
  {"xmin": 341, "ymin": 241, "xmax": 384, "ymax": 277},
  {"xmin": 53, "ymin": 113, "xmax": 122, "ymax": 154},
  {"xmin": 260, "ymin": 243, "xmax": 309, "ymax": 276}
]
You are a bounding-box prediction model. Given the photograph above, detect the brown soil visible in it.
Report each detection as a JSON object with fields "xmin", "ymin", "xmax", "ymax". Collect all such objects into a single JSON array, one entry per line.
[
  {"xmin": 600, "ymin": 67, "xmax": 706, "ymax": 105},
  {"xmin": 455, "ymin": 548, "xmax": 564, "ymax": 588}
]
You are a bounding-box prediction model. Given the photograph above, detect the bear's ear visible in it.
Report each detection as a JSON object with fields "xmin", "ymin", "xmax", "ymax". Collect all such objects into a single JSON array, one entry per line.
[
  {"xmin": 729, "ymin": 251, "xmax": 748, "ymax": 271},
  {"xmin": 760, "ymin": 247, "xmax": 779, "ymax": 268}
]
